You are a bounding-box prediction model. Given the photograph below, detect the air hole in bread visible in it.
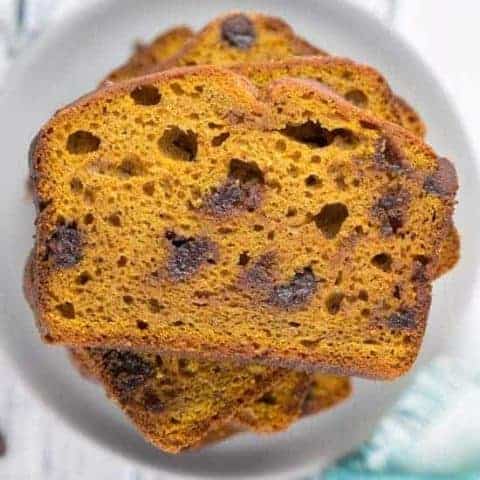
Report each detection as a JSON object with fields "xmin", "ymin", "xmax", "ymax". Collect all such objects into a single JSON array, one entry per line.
[
  {"xmin": 314, "ymin": 203, "xmax": 349, "ymax": 239},
  {"xmin": 67, "ymin": 130, "xmax": 100, "ymax": 154},
  {"xmin": 117, "ymin": 256, "xmax": 128, "ymax": 267},
  {"xmin": 333, "ymin": 129, "xmax": 359, "ymax": 149},
  {"xmin": 70, "ymin": 177, "xmax": 83, "ymax": 193},
  {"xmin": 229, "ymin": 158, "xmax": 264, "ymax": 184},
  {"xmin": 84, "ymin": 213, "xmax": 94, "ymax": 225},
  {"xmin": 345, "ymin": 89, "xmax": 368, "ymax": 108},
  {"xmin": 107, "ymin": 213, "xmax": 122, "ymax": 227},
  {"xmin": 281, "ymin": 121, "xmax": 334, "ymax": 148},
  {"xmin": 211, "ymin": 132, "xmax": 230, "ymax": 147},
  {"xmin": 130, "ymin": 85, "xmax": 161, "ymax": 105},
  {"xmin": 286, "ymin": 207, "xmax": 297, "ymax": 217},
  {"xmin": 83, "ymin": 188, "xmax": 95, "ymax": 204},
  {"xmin": 300, "ymin": 338, "xmax": 319, "ymax": 348},
  {"xmin": 326, "ymin": 292, "xmax": 344, "ymax": 315},
  {"xmin": 305, "ymin": 174, "xmax": 321, "ymax": 188},
  {"xmin": 148, "ymin": 298, "xmax": 163, "ymax": 313},
  {"xmin": 238, "ymin": 251, "xmax": 251, "ymax": 266},
  {"xmin": 158, "ymin": 126, "xmax": 198, "ymax": 161},
  {"xmin": 136, "ymin": 320, "xmax": 149, "ymax": 330},
  {"xmin": 275, "ymin": 139, "xmax": 287, "ymax": 152},
  {"xmin": 123, "ymin": 295, "xmax": 134, "ymax": 305},
  {"xmin": 259, "ymin": 393, "xmax": 277, "ymax": 405},
  {"xmin": 358, "ymin": 289, "xmax": 369, "ymax": 301},
  {"xmin": 56, "ymin": 302, "xmax": 75, "ymax": 319},
  {"xmin": 118, "ymin": 154, "xmax": 146, "ymax": 177},
  {"xmin": 76, "ymin": 272, "xmax": 92, "ymax": 285},
  {"xmin": 170, "ymin": 83, "xmax": 185, "ymax": 95},
  {"xmin": 371, "ymin": 253, "xmax": 392, "ymax": 272},
  {"xmin": 335, "ymin": 175, "xmax": 348, "ymax": 191},
  {"xmin": 142, "ymin": 181, "xmax": 155, "ymax": 196}
]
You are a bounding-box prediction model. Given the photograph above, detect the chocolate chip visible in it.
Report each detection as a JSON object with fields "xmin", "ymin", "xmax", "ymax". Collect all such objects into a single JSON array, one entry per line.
[
  {"xmin": 373, "ymin": 191, "xmax": 409, "ymax": 236},
  {"xmin": 374, "ymin": 136, "xmax": 408, "ymax": 172},
  {"xmin": 46, "ymin": 224, "xmax": 83, "ymax": 267},
  {"xmin": 202, "ymin": 159, "xmax": 264, "ymax": 217},
  {"xmin": 411, "ymin": 255, "xmax": 431, "ymax": 282},
  {"xmin": 388, "ymin": 309, "xmax": 416, "ymax": 329},
  {"xmin": 268, "ymin": 268, "xmax": 317, "ymax": 309},
  {"xmin": 423, "ymin": 157, "xmax": 458, "ymax": 198},
  {"xmin": 102, "ymin": 350, "xmax": 153, "ymax": 397},
  {"xmin": 221, "ymin": 14, "xmax": 256, "ymax": 49},
  {"xmin": 165, "ymin": 231, "xmax": 217, "ymax": 281},
  {"xmin": 143, "ymin": 390, "xmax": 165, "ymax": 413},
  {"xmin": 242, "ymin": 253, "xmax": 276, "ymax": 291}
]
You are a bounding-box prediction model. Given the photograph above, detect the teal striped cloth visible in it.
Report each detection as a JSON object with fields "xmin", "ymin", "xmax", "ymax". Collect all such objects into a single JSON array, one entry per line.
[{"xmin": 315, "ymin": 357, "xmax": 480, "ymax": 480}]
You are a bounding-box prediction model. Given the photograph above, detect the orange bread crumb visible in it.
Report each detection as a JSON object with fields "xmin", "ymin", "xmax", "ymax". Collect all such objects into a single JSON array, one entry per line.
[
  {"xmin": 29, "ymin": 66, "xmax": 457, "ymax": 379},
  {"xmin": 69, "ymin": 348, "xmax": 350, "ymax": 450}
]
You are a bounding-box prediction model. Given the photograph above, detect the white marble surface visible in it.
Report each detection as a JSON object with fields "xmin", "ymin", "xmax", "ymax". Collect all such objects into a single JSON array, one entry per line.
[{"xmin": 0, "ymin": 1, "xmax": 479, "ymax": 478}]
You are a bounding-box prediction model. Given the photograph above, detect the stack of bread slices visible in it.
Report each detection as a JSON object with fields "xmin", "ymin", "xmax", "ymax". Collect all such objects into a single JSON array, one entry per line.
[{"xmin": 26, "ymin": 12, "xmax": 459, "ymax": 453}]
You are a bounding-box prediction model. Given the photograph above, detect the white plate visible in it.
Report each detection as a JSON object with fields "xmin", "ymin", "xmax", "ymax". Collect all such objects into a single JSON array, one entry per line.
[{"xmin": 0, "ymin": 0, "xmax": 479, "ymax": 479}]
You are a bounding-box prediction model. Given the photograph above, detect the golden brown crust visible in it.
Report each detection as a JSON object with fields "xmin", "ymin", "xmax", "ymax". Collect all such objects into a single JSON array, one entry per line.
[
  {"xmin": 101, "ymin": 12, "xmax": 325, "ymax": 83},
  {"xmin": 436, "ymin": 225, "xmax": 460, "ymax": 277},
  {"xmin": 29, "ymin": 66, "xmax": 457, "ymax": 380},
  {"xmin": 69, "ymin": 346, "xmax": 350, "ymax": 449},
  {"xmin": 105, "ymin": 26, "xmax": 194, "ymax": 82},
  {"xmin": 302, "ymin": 374, "xmax": 351, "ymax": 415},
  {"xmin": 394, "ymin": 95, "xmax": 427, "ymax": 138},
  {"xmin": 81, "ymin": 348, "xmax": 287, "ymax": 453}
]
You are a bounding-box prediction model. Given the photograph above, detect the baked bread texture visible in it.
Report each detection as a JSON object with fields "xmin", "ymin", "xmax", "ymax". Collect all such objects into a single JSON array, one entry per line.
[
  {"xmin": 101, "ymin": 16, "xmax": 424, "ymax": 140},
  {"xmin": 106, "ymin": 51, "xmax": 460, "ymax": 277},
  {"xmin": 72, "ymin": 348, "xmax": 284, "ymax": 453},
  {"xmin": 436, "ymin": 224, "xmax": 460, "ymax": 277},
  {"xmin": 104, "ymin": 13, "xmax": 323, "ymax": 83},
  {"xmin": 393, "ymin": 95, "xmax": 426, "ymax": 139},
  {"xmin": 28, "ymin": 246, "xmax": 349, "ymax": 452},
  {"xmin": 106, "ymin": 26, "xmax": 194, "ymax": 83},
  {"xmin": 29, "ymin": 66, "xmax": 457, "ymax": 379},
  {"xmin": 80, "ymin": 28, "xmax": 457, "ymax": 439},
  {"xmin": 69, "ymin": 348, "xmax": 350, "ymax": 450}
]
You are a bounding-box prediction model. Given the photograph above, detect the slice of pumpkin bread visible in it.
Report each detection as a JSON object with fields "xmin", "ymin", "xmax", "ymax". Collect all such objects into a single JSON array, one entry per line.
[
  {"xmin": 29, "ymin": 66, "xmax": 457, "ymax": 378},
  {"xmin": 102, "ymin": 14, "xmax": 424, "ymax": 140},
  {"xmin": 69, "ymin": 348, "xmax": 351, "ymax": 450},
  {"xmin": 104, "ymin": 12, "xmax": 324, "ymax": 84},
  {"xmin": 302, "ymin": 374, "xmax": 352, "ymax": 415},
  {"xmin": 393, "ymin": 95, "xmax": 426, "ymax": 139},
  {"xmin": 106, "ymin": 26, "xmax": 194, "ymax": 83},
  {"xmin": 82, "ymin": 348, "xmax": 284, "ymax": 453}
]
